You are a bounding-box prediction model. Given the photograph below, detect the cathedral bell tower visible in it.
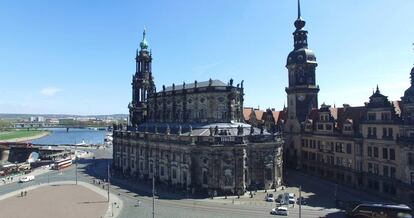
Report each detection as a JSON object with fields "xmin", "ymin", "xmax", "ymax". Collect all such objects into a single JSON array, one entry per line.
[
  {"xmin": 129, "ymin": 29, "xmax": 155, "ymax": 127},
  {"xmin": 285, "ymin": 0, "xmax": 319, "ymax": 125}
]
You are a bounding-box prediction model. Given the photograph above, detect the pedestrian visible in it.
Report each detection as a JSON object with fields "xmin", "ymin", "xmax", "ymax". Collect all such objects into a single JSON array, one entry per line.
[
  {"xmin": 24, "ymin": 191, "xmax": 27, "ymax": 196},
  {"xmin": 20, "ymin": 191, "xmax": 23, "ymax": 197}
]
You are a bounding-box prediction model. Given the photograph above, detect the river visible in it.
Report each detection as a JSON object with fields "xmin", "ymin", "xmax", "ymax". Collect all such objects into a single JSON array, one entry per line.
[{"xmin": 30, "ymin": 128, "xmax": 107, "ymax": 145}]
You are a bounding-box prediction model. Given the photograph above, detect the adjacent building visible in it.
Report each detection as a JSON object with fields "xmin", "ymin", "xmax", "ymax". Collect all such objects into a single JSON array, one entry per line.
[{"xmin": 284, "ymin": 2, "xmax": 414, "ymax": 205}]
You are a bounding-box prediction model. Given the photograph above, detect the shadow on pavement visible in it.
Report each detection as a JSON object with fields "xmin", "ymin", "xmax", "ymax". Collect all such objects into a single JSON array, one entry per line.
[{"xmin": 79, "ymin": 157, "xmax": 205, "ymax": 200}]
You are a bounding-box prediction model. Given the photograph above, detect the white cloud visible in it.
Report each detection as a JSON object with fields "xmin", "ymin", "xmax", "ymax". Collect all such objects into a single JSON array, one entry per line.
[{"xmin": 40, "ymin": 87, "xmax": 62, "ymax": 97}]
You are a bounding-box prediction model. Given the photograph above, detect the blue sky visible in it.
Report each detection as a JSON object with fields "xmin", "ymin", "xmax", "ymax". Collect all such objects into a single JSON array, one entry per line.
[{"xmin": 0, "ymin": 0, "xmax": 413, "ymax": 115}]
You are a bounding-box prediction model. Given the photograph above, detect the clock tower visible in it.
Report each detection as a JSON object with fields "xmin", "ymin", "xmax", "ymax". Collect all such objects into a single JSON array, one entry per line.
[
  {"xmin": 285, "ymin": 0, "xmax": 319, "ymax": 125},
  {"xmin": 284, "ymin": 0, "xmax": 319, "ymax": 168}
]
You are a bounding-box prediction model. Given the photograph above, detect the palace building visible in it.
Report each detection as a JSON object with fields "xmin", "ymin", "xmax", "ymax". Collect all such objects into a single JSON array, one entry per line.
[
  {"xmin": 284, "ymin": 1, "xmax": 414, "ymax": 206},
  {"xmin": 113, "ymin": 30, "xmax": 284, "ymax": 196}
]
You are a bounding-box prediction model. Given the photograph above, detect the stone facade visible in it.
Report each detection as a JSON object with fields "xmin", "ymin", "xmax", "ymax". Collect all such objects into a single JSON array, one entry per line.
[
  {"xmin": 283, "ymin": 3, "xmax": 414, "ymax": 206},
  {"xmin": 113, "ymin": 29, "xmax": 284, "ymax": 196}
]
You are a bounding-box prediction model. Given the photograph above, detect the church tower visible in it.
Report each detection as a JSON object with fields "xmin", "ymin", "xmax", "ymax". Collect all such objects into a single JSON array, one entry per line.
[
  {"xmin": 285, "ymin": 0, "xmax": 319, "ymax": 124},
  {"xmin": 284, "ymin": 0, "xmax": 319, "ymax": 167},
  {"xmin": 129, "ymin": 29, "xmax": 155, "ymax": 127}
]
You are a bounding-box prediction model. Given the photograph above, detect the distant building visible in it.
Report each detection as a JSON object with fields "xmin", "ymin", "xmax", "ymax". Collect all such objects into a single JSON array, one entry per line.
[
  {"xmin": 37, "ymin": 116, "xmax": 45, "ymax": 122},
  {"xmin": 113, "ymin": 30, "xmax": 284, "ymax": 196},
  {"xmin": 243, "ymin": 107, "xmax": 285, "ymax": 133},
  {"xmin": 284, "ymin": 2, "xmax": 414, "ymax": 206}
]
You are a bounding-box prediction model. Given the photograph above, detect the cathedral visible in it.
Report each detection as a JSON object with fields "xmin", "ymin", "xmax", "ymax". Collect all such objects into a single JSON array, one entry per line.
[{"xmin": 113, "ymin": 30, "xmax": 284, "ymax": 196}]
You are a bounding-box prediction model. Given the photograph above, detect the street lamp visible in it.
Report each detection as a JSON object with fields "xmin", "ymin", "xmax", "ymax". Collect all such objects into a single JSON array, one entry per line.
[{"xmin": 107, "ymin": 163, "xmax": 110, "ymax": 202}]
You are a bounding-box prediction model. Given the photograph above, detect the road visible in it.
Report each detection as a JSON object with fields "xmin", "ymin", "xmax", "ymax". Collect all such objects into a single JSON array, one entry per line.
[{"xmin": 0, "ymin": 148, "xmax": 343, "ymax": 218}]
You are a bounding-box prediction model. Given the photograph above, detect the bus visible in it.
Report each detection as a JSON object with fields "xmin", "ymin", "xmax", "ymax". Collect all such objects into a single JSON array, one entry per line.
[
  {"xmin": 347, "ymin": 203, "xmax": 412, "ymax": 218},
  {"xmin": 52, "ymin": 157, "xmax": 72, "ymax": 170}
]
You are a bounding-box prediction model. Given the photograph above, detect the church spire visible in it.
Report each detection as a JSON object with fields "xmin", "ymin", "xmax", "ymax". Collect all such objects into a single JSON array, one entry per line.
[
  {"xmin": 140, "ymin": 28, "xmax": 149, "ymax": 50},
  {"xmin": 294, "ymin": 0, "xmax": 306, "ymax": 30}
]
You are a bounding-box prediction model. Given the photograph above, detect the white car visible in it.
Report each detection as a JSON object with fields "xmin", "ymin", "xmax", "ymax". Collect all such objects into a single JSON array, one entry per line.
[
  {"xmin": 270, "ymin": 207, "xmax": 289, "ymax": 216},
  {"xmin": 19, "ymin": 175, "xmax": 35, "ymax": 183},
  {"xmin": 265, "ymin": 195, "xmax": 274, "ymax": 202},
  {"xmin": 287, "ymin": 193, "xmax": 296, "ymax": 204}
]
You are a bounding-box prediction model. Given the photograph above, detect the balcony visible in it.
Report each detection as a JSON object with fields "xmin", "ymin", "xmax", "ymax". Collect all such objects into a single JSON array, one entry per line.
[{"xmin": 381, "ymin": 136, "xmax": 394, "ymax": 141}]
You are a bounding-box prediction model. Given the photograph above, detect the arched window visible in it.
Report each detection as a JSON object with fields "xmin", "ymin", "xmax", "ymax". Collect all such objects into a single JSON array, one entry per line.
[{"xmin": 203, "ymin": 171, "xmax": 208, "ymax": 185}]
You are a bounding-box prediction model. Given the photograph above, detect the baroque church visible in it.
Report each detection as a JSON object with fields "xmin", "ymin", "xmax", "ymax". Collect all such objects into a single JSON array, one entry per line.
[
  {"xmin": 283, "ymin": 1, "xmax": 414, "ymax": 206},
  {"xmin": 113, "ymin": 30, "xmax": 284, "ymax": 196}
]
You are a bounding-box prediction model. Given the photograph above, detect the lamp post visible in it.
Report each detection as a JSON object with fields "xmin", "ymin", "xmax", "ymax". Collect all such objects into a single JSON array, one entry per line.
[
  {"xmin": 107, "ymin": 163, "xmax": 110, "ymax": 202},
  {"xmin": 75, "ymin": 143, "xmax": 78, "ymax": 185},
  {"xmin": 152, "ymin": 174, "xmax": 155, "ymax": 218},
  {"xmin": 299, "ymin": 185, "xmax": 302, "ymax": 218}
]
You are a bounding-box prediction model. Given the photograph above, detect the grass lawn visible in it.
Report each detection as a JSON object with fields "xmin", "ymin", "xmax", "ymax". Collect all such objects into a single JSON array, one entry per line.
[{"xmin": 0, "ymin": 130, "xmax": 49, "ymax": 141}]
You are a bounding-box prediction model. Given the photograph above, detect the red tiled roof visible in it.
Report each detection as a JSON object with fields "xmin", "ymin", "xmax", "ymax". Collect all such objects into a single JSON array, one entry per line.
[
  {"xmin": 243, "ymin": 108, "xmax": 253, "ymax": 121},
  {"xmin": 254, "ymin": 110, "xmax": 264, "ymax": 121},
  {"xmin": 334, "ymin": 106, "xmax": 366, "ymax": 132}
]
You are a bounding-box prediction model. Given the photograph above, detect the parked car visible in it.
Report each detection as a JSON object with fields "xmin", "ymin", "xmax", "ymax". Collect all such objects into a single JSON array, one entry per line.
[
  {"xmin": 265, "ymin": 194, "xmax": 275, "ymax": 202},
  {"xmin": 287, "ymin": 193, "xmax": 296, "ymax": 204},
  {"xmin": 19, "ymin": 175, "xmax": 35, "ymax": 183},
  {"xmin": 275, "ymin": 194, "xmax": 284, "ymax": 203},
  {"xmin": 297, "ymin": 196, "xmax": 307, "ymax": 205},
  {"xmin": 270, "ymin": 207, "xmax": 289, "ymax": 216}
]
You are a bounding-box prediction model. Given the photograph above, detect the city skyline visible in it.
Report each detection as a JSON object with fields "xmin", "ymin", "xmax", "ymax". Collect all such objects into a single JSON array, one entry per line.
[{"xmin": 0, "ymin": 0, "xmax": 413, "ymax": 115}]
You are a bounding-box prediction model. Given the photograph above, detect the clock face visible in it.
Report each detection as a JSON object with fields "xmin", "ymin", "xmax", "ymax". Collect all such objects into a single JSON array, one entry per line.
[{"xmin": 298, "ymin": 94, "xmax": 305, "ymax": 101}]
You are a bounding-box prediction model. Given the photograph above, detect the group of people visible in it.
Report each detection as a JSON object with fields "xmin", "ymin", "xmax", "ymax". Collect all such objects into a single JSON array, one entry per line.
[
  {"xmin": 1, "ymin": 176, "xmax": 14, "ymax": 184},
  {"xmin": 20, "ymin": 190, "xmax": 27, "ymax": 197}
]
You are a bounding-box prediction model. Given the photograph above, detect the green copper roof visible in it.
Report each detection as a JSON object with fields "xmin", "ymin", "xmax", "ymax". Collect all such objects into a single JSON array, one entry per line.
[{"xmin": 140, "ymin": 28, "xmax": 149, "ymax": 50}]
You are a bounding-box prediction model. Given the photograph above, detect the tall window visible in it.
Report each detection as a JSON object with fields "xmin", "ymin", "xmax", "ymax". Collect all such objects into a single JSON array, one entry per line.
[
  {"xmin": 383, "ymin": 148, "xmax": 388, "ymax": 159},
  {"xmin": 373, "ymin": 164, "xmax": 379, "ymax": 175},
  {"xmin": 381, "ymin": 112, "xmax": 390, "ymax": 120},
  {"xmin": 160, "ymin": 166, "xmax": 164, "ymax": 176},
  {"xmin": 390, "ymin": 149, "xmax": 395, "ymax": 160},
  {"xmin": 373, "ymin": 147, "xmax": 379, "ymax": 158},
  {"xmin": 383, "ymin": 165, "xmax": 389, "ymax": 177},
  {"xmin": 368, "ymin": 146, "xmax": 372, "ymax": 157},
  {"xmin": 172, "ymin": 169, "xmax": 177, "ymax": 179},
  {"xmin": 390, "ymin": 167, "xmax": 396, "ymax": 179},
  {"xmin": 203, "ymin": 171, "xmax": 208, "ymax": 185},
  {"xmin": 346, "ymin": 144, "xmax": 352, "ymax": 154},
  {"xmin": 368, "ymin": 163, "xmax": 373, "ymax": 173},
  {"xmin": 409, "ymin": 153, "xmax": 414, "ymax": 167}
]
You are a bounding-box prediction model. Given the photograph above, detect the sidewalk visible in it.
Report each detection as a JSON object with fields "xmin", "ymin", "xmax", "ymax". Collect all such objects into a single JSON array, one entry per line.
[{"xmin": 0, "ymin": 167, "xmax": 50, "ymax": 186}]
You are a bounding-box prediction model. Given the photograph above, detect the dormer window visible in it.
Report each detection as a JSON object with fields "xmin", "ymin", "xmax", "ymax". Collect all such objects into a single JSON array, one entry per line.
[
  {"xmin": 326, "ymin": 124, "xmax": 332, "ymax": 130},
  {"xmin": 381, "ymin": 112, "xmax": 390, "ymax": 121},
  {"xmin": 344, "ymin": 125, "xmax": 352, "ymax": 132},
  {"xmin": 368, "ymin": 113, "xmax": 376, "ymax": 121}
]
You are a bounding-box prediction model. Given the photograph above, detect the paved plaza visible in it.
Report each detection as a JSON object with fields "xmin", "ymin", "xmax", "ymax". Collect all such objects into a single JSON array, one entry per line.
[{"xmin": 0, "ymin": 184, "xmax": 108, "ymax": 218}]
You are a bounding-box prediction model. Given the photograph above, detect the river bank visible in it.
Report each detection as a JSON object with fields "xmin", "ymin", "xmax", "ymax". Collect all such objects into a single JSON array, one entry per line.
[{"xmin": 0, "ymin": 130, "xmax": 50, "ymax": 143}]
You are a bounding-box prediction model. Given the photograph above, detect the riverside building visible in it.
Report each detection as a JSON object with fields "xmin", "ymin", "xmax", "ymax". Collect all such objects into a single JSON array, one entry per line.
[{"xmin": 113, "ymin": 30, "xmax": 284, "ymax": 196}]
